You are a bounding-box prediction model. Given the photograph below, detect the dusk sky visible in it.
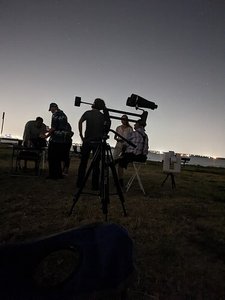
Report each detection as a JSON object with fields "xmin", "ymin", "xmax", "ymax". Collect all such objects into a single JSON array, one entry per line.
[{"xmin": 1, "ymin": 0, "xmax": 224, "ymax": 157}]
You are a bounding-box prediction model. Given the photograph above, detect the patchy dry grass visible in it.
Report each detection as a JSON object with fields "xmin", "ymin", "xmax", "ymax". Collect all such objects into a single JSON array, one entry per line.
[{"xmin": 1, "ymin": 145, "xmax": 225, "ymax": 299}]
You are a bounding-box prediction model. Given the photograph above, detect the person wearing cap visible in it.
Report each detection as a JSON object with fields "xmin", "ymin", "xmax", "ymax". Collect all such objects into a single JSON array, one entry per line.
[
  {"xmin": 116, "ymin": 119, "xmax": 149, "ymax": 187},
  {"xmin": 46, "ymin": 102, "xmax": 70, "ymax": 179},
  {"xmin": 113, "ymin": 114, "xmax": 133, "ymax": 160},
  {"xmin": 76, "ymin": 98, "xmax": 107, "ymax": 190}
]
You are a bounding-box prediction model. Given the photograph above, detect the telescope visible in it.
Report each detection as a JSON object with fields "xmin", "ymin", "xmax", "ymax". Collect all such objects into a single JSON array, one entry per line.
[
  {"xmin": 126, "ymin": 94, "xmax": 158, "ymax": 110},
  {"xmin": 71, "ymin": 93, "xmax": 158, "ymax": 220},
  {"xmin": 74, "ymin": 94, "xmax": 158, "ymax": 125}
]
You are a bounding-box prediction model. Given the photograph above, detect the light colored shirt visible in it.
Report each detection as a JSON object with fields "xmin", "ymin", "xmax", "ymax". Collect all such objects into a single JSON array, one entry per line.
[
  {"xmin": 113, "ymin": 125, "xmax": 133, "ymax": 159},
  {"xmin": 23, "ymin": 120, "xmax": 47, "ymax": 144},
  {"xmin": 125, "ymin": 128, "xmax": 149, "ymax": 155},
  {"xmin": 115, "ymin": 125, "xmax": 133, "ymax": 141}
]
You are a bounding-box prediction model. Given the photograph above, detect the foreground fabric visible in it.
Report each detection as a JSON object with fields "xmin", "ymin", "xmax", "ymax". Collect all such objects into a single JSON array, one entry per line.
[{"xmin": 0, "ymin": 222, "xmax": 134, "ymax": 300}]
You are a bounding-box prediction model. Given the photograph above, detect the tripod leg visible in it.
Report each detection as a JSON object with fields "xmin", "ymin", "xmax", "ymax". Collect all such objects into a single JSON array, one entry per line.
[
  {"xmin": 68, "ymin": 177, "xmax": 87, "ymax": 216},
  {"xmin": 68, "ymin": 145, "xmax": 101, "ymax": 216},
  {"xmin": 109, "ymin": 157, "xmax": 127, "ymax": 217},
  {"xmin": 69, "ymin": 141, "xmax": 128, "ymax": 219},
  {"xmin": 161, "ymin": 173, "xmax": 169, "ymax": 186},
  {"xmin": 100, "ymin": 145, "xmax": 109, "ymax": 219},
  {"xmin": 126, "ymin": 171, "xmax": 136, "ymax": 192},
  {"xmin": 133, "ymin": 163, "xmax": 146, "ymax": 195},
  {"xmin": 171, "ymin": 173, "xmax": 176, "ymax": 189}
]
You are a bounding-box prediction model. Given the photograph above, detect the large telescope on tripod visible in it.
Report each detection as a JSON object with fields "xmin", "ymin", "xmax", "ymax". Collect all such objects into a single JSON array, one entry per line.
[
  {"xmin": 74, "ymin": 93, "xmax": 158, "ymax": 125},
  {"xmin": 71, "ymin": 93, "xmax": 158, "ymax": 220}
]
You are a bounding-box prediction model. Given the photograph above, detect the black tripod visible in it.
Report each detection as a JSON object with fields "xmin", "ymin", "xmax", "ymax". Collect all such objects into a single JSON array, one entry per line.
[
  {"xmin": 161, "ymin": 172, "xmax": 176, "ymax": 189},
  {"xmin": 69, "ymin": 133, "xmax": 127, "ymax": 221}
]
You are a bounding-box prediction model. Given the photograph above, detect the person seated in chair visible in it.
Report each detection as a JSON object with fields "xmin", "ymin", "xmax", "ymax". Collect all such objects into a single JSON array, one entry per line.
[
  {"xmin": 113, "ymin": 114, "xmax": 133, "ymax": 160},
  {"xmin": 23, "ymin": 117, "xmax": 48, "ymax": 149},
  {"xmin": 116, "ymin": 119, "xmax": 149, "ymax": 187},
  {"xmin": 22, "ymin": 117, "xmax": 48, "ymax": 170}
]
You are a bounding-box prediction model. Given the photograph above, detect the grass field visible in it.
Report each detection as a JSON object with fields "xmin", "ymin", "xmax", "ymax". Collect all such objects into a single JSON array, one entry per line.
[{"xmin": 0, "ymin": 145, "xmax": 225, "ymax": 299}]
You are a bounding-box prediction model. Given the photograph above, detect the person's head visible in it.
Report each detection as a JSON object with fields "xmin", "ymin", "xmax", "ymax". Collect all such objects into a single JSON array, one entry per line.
[
  {"xmin": 35, "ymin": 117, "xmax": 43, "ymax": 128},
  {"xmin": 134, "ymin": 119, "xmax": 146, "ymax": 130},
  {"xmin": 121, "ymin": 114, "xmax": 129, "ymax": 126},
  {"xmin": 48, "ymin": 102, "xmax": 58, "ymax": 113},
  {"xmin": 91, "ymin": 98, "xmax": 105, "ymax": 110}
]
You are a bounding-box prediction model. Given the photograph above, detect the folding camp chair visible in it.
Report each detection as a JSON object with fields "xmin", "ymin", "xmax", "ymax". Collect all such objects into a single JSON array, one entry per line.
[
  {"xmin": 126, "ymin": 161, "xmax": 147, "ymax": 195},
  {"xmin": 11, "ymin": 145, "xmax": 46, "ymax": 176}
]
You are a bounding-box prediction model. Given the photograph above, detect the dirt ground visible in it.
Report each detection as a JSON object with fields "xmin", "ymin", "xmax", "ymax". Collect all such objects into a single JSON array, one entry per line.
[{"xmin": 1, "ymin": 146, "xmax": 225, "ymax": 299}]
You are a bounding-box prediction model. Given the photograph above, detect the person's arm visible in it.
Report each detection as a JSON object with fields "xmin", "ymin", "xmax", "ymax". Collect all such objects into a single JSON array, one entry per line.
[
  {"xmin": 39, "ymin": 124, "xmax": 48, "ymax": 138},
  {"xmin": 70, "ymin": 128, "xmax": 74, "ymax": 138},
  {"xmin": 45, "ymin": 127, "xmax": 55, "ymax": 137},
  {"xmin": 143, "ymin": 134, "xmax": 149, "ymax": 155},
  {"xmin": 78, "ymin": 118, "xmax": 84, "ymax": 141},
  {"xmin": 43, "ymin": 124, "xmax": 48, "ymax": 134},
  {"xmin": 23, "ymin": 122, "xmax": 31, "ymax": 146},
  {"xmin": 114, "ymin": 126, "xmax": 120, "ymax": 141},
  {"xmin": 45, "ymin": 114, "xmax": 57, "ymax": 139},
  {"xmin": 67, "ymin": 123, "xmax": 74, "ymax": 137},
  {"xmin": 114, "ymin": 126, "xmax": 123, "ymax": 142},
  {"xmin": 124, "ymin": 131, "xmax": 136, "ymax": 151}
]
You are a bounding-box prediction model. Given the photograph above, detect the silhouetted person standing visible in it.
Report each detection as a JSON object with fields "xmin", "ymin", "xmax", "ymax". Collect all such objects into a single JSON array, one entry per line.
[
  {"xmin": 46, "ymin": 102, "xmax": 69, "ymax": 179},
  {"xmin": 76, "ymin": 98, "xmax": 106, "ymax": 190}
]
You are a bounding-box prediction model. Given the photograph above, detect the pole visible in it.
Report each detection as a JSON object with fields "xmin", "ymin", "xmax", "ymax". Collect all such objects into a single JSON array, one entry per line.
[{"xmin": 1, "ymin": 112, "xmax": 5, "ymax": 136}]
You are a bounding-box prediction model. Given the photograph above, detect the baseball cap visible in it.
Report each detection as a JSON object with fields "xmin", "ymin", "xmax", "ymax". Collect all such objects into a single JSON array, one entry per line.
[
  {"xmin": 136, "ymin": 119, "xmax": 146, "ymax": 127},
  {"xmin": 48, "ymin": 102, "xmax": 58, "ymax": 111}
]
